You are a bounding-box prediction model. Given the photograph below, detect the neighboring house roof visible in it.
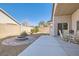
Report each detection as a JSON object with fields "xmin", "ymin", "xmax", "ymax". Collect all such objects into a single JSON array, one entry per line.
[{"xmin": 0, "ymin": 8, "xmax": 20, "ymax": 25}]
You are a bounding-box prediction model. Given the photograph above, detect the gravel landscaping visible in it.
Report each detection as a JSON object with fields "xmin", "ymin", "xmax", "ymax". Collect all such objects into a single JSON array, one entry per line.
[{"xmin": 0, "ymin": 34, "xmax": 42, "ymax": 56}]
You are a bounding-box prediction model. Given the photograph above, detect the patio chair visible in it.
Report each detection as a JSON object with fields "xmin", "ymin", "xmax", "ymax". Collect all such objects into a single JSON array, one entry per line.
[
  {"xmin": 59, "ymin": 30, "xmax": 69, "ymax": 42},
  {"xmin": 67, "ymin": 31, "xmax": 79, "ymax": 44},
  {"xmin": 73, "ymin": 32, "xmax": 79, "ymax": 44}
]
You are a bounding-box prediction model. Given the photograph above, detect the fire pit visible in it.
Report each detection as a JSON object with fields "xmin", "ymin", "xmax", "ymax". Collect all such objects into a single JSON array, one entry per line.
[
  {"xmin": 2, "ymin": 31, "xmax": 35, "ymax": 46},
  {"xmin": 16, "ymin": 36, "xmax": 28, "ymax": 41},
  {"xmin": 2, "ymin": 36, "xmax": 35, "ymax": 46}
]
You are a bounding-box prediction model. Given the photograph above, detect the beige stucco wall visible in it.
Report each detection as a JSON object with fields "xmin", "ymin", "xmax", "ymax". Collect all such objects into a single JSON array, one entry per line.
[
  {"xmin": 72, "ymin": 9, "xmax": 79, "ymax": 34},
  {"xmin": 0, "ymin": 24, "xmax": 20, "ymax": 39},
  {"xmin": 0, "ymin": 10, "xmax": 17, "ymax": 24},
  {"xmin": 21, "ymin": 26, "xmax": 33, "ymax": 34},
  {"xmin": 0, "ymin": 10, "xmax": 21, "ymax": 39},
  {"xmin": 39, "ymin": 26, "xmax": 50, "ymax": 34},
  {"xmin": 51, "ymin": 15, "xmax": 72, "ymax": 36},
  {"xmin": 0, "ymin": 9, "xmax": 38, "ymax": 39}
]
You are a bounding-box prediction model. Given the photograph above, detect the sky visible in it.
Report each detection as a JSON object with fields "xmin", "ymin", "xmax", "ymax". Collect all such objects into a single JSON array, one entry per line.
[{"xmin": 0, "ymin": 3, "xmax": 53, "ymax": 26}]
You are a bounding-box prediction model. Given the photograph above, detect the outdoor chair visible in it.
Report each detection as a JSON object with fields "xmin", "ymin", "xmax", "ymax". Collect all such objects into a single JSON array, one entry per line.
[
  {"xmin": 73, "ymin": 32, "xmax": 79, "ymax": 44},
  {"xmin": 66, "ymin": 31, "xmax": 79, "ymax": 44},
  {"xmin": 59, "ymin": 30, "xmax": 69, "ymax": 42},
  {"xmin": 64, "ymin": 30, "xmax": 78, "ymax": 43}
]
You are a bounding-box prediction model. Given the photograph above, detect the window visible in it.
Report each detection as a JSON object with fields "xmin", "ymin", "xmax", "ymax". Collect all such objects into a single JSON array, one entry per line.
[
  {"xmin": 77, "ymin": 21, "xmax": 79, "ymax": 30},
  {"xmin": 63, "ymin": 23, "xmax": 68, "ymax": 30}
]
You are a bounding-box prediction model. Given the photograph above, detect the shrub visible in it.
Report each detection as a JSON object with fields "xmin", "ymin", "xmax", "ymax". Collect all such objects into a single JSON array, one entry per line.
[{"xmin": 20, "ymin": 31, "xmax": 28, "ymax": 37}]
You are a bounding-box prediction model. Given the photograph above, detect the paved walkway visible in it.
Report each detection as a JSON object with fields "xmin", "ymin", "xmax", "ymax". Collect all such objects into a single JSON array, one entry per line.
[{"xmin": 19, "ymin": 35, "xmax": 68, "ymax": 56}]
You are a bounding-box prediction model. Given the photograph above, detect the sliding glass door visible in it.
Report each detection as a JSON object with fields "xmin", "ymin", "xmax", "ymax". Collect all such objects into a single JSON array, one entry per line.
[{"xmin": 57, "ymin": 23, "xmax": 68, "ymax": 35}]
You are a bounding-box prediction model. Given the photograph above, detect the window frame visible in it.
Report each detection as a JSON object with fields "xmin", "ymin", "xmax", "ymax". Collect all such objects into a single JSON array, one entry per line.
[
  {"xmin": 77, "ymin": 21, "xmax": 79, "ymax": 30},
  {"xmin": 62, "ymin": 23, "xmax": 68, "ymax": 30}
]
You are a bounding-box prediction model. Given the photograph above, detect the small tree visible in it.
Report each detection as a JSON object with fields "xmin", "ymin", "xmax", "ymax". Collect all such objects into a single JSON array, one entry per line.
[
  {"xmin": 38, "ymin": 21, "xmax": 45, "ymax": 27},
  {"xmin": 34, "ymin": 26, "xmax": 39, "ymax": 33},
  {"xmin": 31, "ymin": 29, "xmax": 35, "ymax": 34},
  {"xmin": 31, "ymin": 26, "xmax": 39, "ymax": 34}
]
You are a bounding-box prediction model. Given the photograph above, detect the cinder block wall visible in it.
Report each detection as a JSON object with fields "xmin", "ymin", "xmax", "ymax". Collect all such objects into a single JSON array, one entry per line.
[{"xmin": 0, "ymin": 24, "xmax": 21, "ymax": 39}]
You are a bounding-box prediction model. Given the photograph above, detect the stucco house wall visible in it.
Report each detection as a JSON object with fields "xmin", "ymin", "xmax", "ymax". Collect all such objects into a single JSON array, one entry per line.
[
  {"xmin": 0, "ymin": 9, "xmax": 20, "ymax": 39},
  {"xmin": 52, "ymin": 9, "xmax": 79, "ymax": 36},
  {"xmin": 72, "ymin": 9, "xmax": 79, "ymax": 35},
  {"xmin": 51, "ymin": 4, "xmax": 79, "ymax": 37},
  {"xmin": 52, "ymin": 15, "xmax": 72, "ymax": 36},
  {"xmin": 0, "ymin": 24, "xmax": 20, "ymax": 39},
  {"xmin": 0, "ymin": 9, "xmax": 17, "ymax": 24}
]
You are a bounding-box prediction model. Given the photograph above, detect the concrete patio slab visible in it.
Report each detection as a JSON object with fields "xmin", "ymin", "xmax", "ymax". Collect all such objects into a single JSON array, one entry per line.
[
  {"xmin": 19, "ymin": 35, "xmax": 67, "ymax": 56},
  {"xmin": 54, "ymin": 36, "xmax": 79, "ymax": 56}
]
